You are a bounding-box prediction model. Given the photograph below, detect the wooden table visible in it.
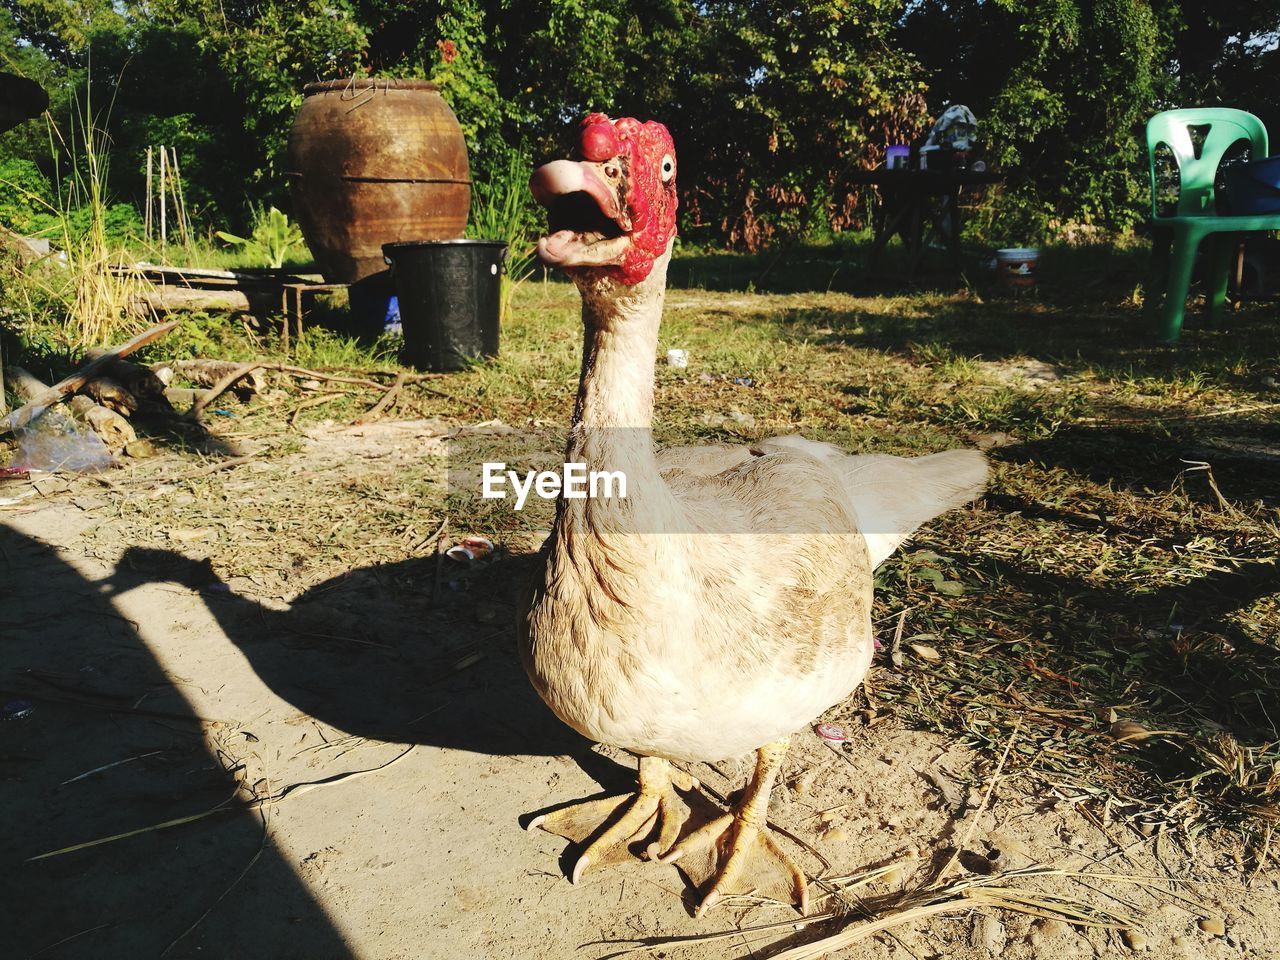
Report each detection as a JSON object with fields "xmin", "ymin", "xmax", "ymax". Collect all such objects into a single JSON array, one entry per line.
[
  {"xmin": 280, "ymin": 282, "xmax": 349, "ymax": 350},
  {"xmin": 847, "ymin": 168, "xmax": 1003, "ymax": 274}
]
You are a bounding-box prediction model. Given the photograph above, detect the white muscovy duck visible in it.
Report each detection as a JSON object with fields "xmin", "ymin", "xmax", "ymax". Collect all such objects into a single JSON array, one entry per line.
[{"xmin": 519, "ymin": 113, "xmax": 987, "ymax": 917}]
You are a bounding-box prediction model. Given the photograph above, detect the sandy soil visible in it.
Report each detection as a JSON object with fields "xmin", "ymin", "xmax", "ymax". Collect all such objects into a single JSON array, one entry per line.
[{"xmin": 3, "ymin": 423, "xmax": 1277, "ymax": 960}]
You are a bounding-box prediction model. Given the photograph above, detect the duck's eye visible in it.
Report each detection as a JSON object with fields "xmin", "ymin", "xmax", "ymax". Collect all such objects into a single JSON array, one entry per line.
[{"xmin": 660, "ymin": 154, "xmax": 675, "ymax": 183}]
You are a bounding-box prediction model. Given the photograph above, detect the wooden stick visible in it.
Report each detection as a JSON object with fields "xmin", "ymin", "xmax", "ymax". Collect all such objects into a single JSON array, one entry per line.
[
  {"xmin": 168, "ymin": 359, "xmax": 266, "ymax": 394},
  {"xmin": 144, "ymin": 145, "xmax": 153, "ymax": 241},
  {"xmin": 131, "ymin": 286, "xmax": 254, "ymax": 316},
  {"xmin": 171, "ymin": 146, "xmax": 190, "ymax": 245},
  {"xmin": 158, "ymin": 144, "xmax": 167, "ymax": 245},
  {"xmin": 0, "ymin": 320, "xmax": 181, "ymax": 436},
  {"xmin": 3, "ymin": 365, "xmax": 47, "ymax": 404},
  {"xmin": 353, "ymin": 370, "xmax": 406, "ymax": 424},
  {"xmin": 190, "ymin": 362, "xmax": 264, "ymax": 419}
]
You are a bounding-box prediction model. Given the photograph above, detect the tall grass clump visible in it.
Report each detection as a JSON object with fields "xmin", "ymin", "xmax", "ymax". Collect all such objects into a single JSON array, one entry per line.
[
  {"xmin": 466, "ymin": 151, "xmax": 539, "ymax": 322},
  {"xmin": 1, "ymin": 86, "xmax": 147, "ymax": 350}
]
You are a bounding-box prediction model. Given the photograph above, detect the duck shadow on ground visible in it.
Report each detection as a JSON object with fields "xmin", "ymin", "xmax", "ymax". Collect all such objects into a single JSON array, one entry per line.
[{"xmin": 114, "ymin": 545, "xmax": 600, "ymax": 762}]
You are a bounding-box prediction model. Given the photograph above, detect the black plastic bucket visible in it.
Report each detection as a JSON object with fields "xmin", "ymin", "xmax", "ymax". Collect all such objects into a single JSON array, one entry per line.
[{"xmin": 382, "ymin": 239, "xmax": 507, "ymax": 371}]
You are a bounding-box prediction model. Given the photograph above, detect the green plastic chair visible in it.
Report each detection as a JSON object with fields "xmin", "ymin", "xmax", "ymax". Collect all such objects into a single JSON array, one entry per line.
[{"xmin": 1145, "ymin": 108, "xmax": 1280, "ymax": 342}]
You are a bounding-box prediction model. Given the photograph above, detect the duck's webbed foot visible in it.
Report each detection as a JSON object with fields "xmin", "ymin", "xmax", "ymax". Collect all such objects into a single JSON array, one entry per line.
[
  {"xmin": 529, "ymin": 756, "xmax": 698, "ymax": 883},
  {"xmin": 660, "ymin": 739, "xmax": 808, "ymax": 918}
]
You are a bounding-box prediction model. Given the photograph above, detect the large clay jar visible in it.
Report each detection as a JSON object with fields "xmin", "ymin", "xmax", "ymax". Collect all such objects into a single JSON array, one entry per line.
[{"xmin": 285, "ymin": 79, "xmax": 470, "ymax": 284}]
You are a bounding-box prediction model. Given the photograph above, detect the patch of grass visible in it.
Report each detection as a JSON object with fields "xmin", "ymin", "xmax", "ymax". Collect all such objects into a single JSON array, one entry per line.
[
  {"xmin": 29, "ymin": 237, "xmax": 1280, "ymax": 848},
  {"xmin": 2, "ymin": 97, "xmax": 148, "ymax": 350},
  {"xmin": 467, "ymin": 151, "xmax": 539, "ymax": 323}
]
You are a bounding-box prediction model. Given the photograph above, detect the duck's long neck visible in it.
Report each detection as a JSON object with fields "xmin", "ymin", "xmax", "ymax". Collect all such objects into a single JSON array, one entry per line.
[{"xmin": 561, "ymin": 255, "xmax": 679, "ymax": 536}]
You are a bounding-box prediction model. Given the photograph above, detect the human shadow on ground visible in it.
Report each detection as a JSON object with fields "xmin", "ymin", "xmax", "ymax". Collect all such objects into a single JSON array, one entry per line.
[{"xmin": 0, "ymin": 525, "xmax": 355, "ymax": 960}]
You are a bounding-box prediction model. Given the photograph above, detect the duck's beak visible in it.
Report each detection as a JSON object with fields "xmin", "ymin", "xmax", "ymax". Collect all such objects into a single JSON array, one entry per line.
[{"xmin": 529, "ymin": 159, "xmax": 632, "ymax": 269}]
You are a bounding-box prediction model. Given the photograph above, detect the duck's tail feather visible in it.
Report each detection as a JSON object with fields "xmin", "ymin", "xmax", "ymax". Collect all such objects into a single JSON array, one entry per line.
[
  {"xmin": 756, "ymin": 437, "xmax": 988, "ymax": 567},
  {"xmin": 842, "ymin": 449, "xmax": 988, "ymax": 567}
]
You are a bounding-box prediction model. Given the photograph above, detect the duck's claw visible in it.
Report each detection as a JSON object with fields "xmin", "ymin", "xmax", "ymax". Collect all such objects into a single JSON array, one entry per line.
[
  {"xmin": 530, "ymin": 758, "xmax": 697, "ymax": 881},
  {"xmin": 661, "ymin": 812, "xmax": 809, "ymax": 918}
]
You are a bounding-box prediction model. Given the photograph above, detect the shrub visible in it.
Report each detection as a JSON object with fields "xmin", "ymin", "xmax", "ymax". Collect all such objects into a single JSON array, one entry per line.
[{"xmin": 0, "ymin": 158, "xmax": 56, "ymax": 235}]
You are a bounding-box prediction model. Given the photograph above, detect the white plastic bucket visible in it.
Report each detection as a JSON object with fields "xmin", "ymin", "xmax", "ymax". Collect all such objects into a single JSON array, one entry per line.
[{"xmin": 996, "ymin": 247, "xmax": 1039, "ymax": 288}]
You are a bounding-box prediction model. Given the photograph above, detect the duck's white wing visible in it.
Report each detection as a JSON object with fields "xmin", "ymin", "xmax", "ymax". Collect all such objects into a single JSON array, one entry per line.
[{"xmin": 655, "ymin": 441, "xmax": 754, "ymax": 479}]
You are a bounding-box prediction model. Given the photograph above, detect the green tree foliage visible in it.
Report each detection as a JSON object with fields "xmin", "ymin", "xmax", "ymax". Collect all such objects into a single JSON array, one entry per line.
[
  {"xmin": 0, "ymin": 156, "xmax": 56, "ymax": 233},
  {"xmin": 900, "ymin": 0, "xmax": 1169, "ymax": 241},
  {"xmin": 900, "ymin": 0, "xmax": 1280, "ymax": 242},
  {"xmin": 0, "ymin": 0, "xmax": 126, "ymax": 64},
  {"xmin": 132, "ymin": 1, "xmax": 367, "ymax": 198},
  {"xmin": 667, "ymin": 0, "xmax": 926, "ymax": 247},
  {"xmin": 1161, "ymin": 0, "xmax": 1280, "ymax": 133},
  {"xmin": 2, "ymin": 0, "xmax": 1278, "ymax": 245}
]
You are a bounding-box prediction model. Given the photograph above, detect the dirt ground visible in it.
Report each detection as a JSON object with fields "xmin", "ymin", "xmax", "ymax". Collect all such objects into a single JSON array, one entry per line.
[{"xmin": 3, "ymin": 421, "xmax": 1278, "ymax": 960}]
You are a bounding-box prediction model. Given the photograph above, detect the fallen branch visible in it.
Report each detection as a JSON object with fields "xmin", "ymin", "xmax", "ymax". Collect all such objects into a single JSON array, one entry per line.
[
  {"xmin": 353, "ymin": 370, "xmax": 407, "ymax": 424},
  {"xmin": 190, "ymin": 362, "xmax": 264, "ymax": 419},
  {"xmin": 129, "ymin": 286, "xmax": 253, "ymax": 316},
  {"xmin": 79, "ymin": 375, "xmax": 139, "ymax": 416},
  {"xmin": 165, "ymin": 358, "xmax": 266, "ymax": 395},
  {"xmin": 85, "ymin": 348, "xmax": 169, "ymax": 400},
  {"xmin": 0, "ymin": 319, "xmax": 180, "ymax": 437}
]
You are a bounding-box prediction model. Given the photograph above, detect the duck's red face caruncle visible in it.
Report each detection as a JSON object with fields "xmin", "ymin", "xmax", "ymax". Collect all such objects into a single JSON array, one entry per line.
[{"xmin": 530, "ymin": 113, "xmax": 677, "ymax": 284}]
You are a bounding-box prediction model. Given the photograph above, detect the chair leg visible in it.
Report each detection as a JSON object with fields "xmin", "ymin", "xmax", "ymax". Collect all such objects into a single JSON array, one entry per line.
[
  {"xmin": 1158, "ymin": 228, "xmax": 1199, "ymax": 343},
  {"xmin": 1145, "ymin": 229, "xmax": 1171, "ymax": 320},
  {"xmin": 1203, "ymin": 234, "xmax": 1234, "ymax": 325}
]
